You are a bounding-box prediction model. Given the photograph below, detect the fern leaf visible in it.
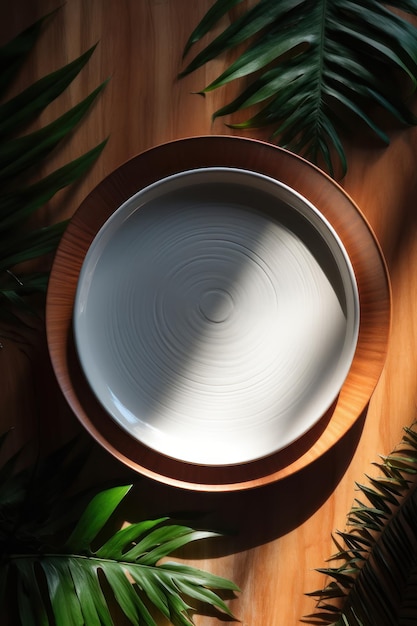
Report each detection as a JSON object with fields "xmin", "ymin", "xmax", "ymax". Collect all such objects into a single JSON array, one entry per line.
[{"xmin": 306, "ymin": 424, "xmax": 417, "ymax": 625}]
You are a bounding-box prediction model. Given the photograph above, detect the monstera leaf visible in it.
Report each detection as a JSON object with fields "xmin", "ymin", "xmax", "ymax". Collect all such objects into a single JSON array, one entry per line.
[
  {"xmin": 0, "ymin": 433, "xmax": 239, "ymax": 626},
  {"xmin": 0, "ymin": 12, "xmax": 107, "ymax": 323},
  {"xmin": 305, "ymin": 424, "xmax": 417, "ymax": 625},
  {"xmin": 180, "ymin": 0, "xmax": 417, "ymax": 177}
]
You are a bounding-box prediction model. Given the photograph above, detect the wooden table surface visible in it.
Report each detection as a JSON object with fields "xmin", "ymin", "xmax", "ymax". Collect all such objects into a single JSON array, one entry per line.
[{"xmin": 2, "ymin": 1, "xmax": 417, "ymax": 624}]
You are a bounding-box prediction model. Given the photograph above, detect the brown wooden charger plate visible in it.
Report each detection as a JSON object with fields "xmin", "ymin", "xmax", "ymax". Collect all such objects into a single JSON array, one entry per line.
[{"xmin": 46, "ymin": 136, "xmax": 391, "ymax": 492}]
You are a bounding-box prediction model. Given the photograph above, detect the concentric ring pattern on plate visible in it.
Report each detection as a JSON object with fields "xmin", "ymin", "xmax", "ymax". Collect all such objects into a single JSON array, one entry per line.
[{"xmin": 73, "ymin": 167, "xmax": 360, "ymax": 466}]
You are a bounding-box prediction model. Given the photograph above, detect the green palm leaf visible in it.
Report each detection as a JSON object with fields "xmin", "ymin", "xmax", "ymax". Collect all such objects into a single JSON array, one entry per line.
[
  {"xmin": 305, "ymin": 424, "xmax": 417, "ymax": 625},
  {"xmin": 0, "ymin": 44, "xmax": 100, "ymax": 139},
  {"xmin": 180, "ymin": 0, "xmax": 417, "ymax": 177},
  {"xmin": 0, "ymin": 83, "xmax": 106, "ymax": 184},
  {"xmin": 0, "ymin": 13, "xmax": 107, "ymax": 323},
  {"xmin": 0, "ymin": 12, "xmax": 55, "ymax": 97},
  {"xmin": 0, "ymin": 141, "xmax": 107, "ymax": 233},
  {"xmin": 0, "ymin": 435, "xmax": 239, "ymax": 626}
]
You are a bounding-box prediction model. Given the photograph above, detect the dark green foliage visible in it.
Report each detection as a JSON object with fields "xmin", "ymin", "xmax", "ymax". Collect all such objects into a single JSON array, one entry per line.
[
  {"xmin": 0, "ymin": 433, "xmax": 239, "ymax": 626},
  {"xmin": 180, "ymin": 0, "xmax": 417, "ymax": 177},
  {"xmin": 0, "ymin": 13, "xmax": 107, "ymax": 322},
  {"xmin": 305, "ymin": 425, "xmax": 417, "ymax": 626}
]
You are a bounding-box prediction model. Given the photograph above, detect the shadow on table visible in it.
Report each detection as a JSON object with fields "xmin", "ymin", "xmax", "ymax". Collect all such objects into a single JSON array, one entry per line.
[{"xmin": 115, "ymin": 406, "xmax": 367, "ymax": 556}]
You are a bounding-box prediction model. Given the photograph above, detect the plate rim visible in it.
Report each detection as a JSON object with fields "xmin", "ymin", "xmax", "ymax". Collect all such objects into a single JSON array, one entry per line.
[
  {"xmin": 72, "ymin": 165, "xmax": 361, "ymax": 466},
  {"xmin": 46, "ymin": 135, "xmax": 391, "ymax": 491}
]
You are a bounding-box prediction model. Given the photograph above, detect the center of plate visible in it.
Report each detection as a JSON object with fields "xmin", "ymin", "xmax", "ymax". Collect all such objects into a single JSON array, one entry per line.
[
  {"xmin": 199, "ymin": 288, "xmax": 234, "ymax": 323},
  {"xmin": 73, "ymin": 167, "xmax": 360, "ymax": 466}
]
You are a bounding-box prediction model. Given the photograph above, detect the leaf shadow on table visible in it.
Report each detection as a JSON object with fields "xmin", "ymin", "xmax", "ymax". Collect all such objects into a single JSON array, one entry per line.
[{"xmin": 110, "ymin": 406, "xmax": 368, "ymax": 557}]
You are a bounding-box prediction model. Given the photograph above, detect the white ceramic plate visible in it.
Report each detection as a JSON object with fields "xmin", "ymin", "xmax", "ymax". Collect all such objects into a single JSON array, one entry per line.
[{"xmin": 73, "ymin": 168, "xmax": 360, "ymax": 465}]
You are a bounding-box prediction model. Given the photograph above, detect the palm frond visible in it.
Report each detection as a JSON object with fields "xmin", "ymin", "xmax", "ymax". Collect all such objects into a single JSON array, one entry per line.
[
  {"xmin": 0, "ymin": 83, "xmax": 107, "ymax": 184},
  {"xmin": 180, "ymin": 0, "xmax": 417, "ymax": 177},
  {"xmin": 305, "ymin": 423, "xmax": 417, "ymax": 626},
  {"xmin": 0, "ymin": 13, "xmax": 107, "ymax": 323},
  {"xmin": 0, "ymin": 11, "xmax": 56, "ymax": 97},
  {"xmin": 0, "ymin": 433, "xmax": 239, "ymax": 626},
  {"xmin": 0, "ymin": 141, "xmax": 107, "ymax": 233},
  {"xmin": 0, "ymin": 44, "xmax": 100, "ymax": 139}
]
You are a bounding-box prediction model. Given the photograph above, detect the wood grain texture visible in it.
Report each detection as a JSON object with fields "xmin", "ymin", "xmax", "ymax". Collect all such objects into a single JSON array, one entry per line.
[{"xmin": 1, "ymin": 1, "xmax": 416, "ymax": 624}]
